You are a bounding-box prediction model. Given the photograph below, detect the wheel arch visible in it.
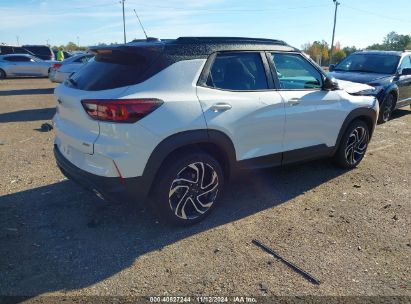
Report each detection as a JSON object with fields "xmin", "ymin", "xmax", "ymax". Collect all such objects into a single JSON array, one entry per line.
[
  {"xmin": 0, "ymin": 68, "xmax": 7, "ymax": 78},
  {"xmin": 381, "ymin": 85, "xmax": 399, "ymax": 105},
  {"xmin": 334, "ymin": 107, "xmax": 378, "ymax": 153},
  {"xmin": 141, "ymin": 129, "xmax": 237, "ymax": 197}
]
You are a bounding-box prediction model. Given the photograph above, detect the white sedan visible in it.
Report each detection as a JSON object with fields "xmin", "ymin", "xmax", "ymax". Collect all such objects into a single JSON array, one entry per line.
[
  {"xmin": 0, "ymin": 54, "xmax": 58, "ymax": 78},
  {"xmin": 49, "ymin": 54, "xmax": 93, "ymax": 83}
]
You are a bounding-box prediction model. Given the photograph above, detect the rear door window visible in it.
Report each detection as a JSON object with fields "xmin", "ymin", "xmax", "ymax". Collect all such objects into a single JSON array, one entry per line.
[{"xmin": 206, "ymin": 52, "xmax": 268, "ymax": 91}]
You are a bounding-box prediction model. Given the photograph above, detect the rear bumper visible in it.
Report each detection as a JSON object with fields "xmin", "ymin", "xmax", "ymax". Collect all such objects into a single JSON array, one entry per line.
[{"xmin": 54, "ymin": 145, "xmax": 147, "ymax": 203}]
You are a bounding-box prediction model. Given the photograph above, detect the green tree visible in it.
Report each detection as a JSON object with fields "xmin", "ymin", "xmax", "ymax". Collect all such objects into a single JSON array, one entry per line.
[
  {"xmin": 367, "ymin": 31, "xmax": 411, "ymax": 51},
  {"xmin": 342, "ymin": 46, "xmax": 358, "ymax": 56}
]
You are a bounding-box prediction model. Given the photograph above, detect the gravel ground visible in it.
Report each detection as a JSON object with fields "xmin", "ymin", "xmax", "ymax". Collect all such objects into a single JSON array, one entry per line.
[{"xmin": 0, "ymin": 78, "xmax": 410, "ymax": 300}]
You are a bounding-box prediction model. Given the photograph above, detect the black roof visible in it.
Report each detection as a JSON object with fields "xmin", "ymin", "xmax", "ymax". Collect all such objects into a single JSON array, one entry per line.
[{"xmin": 90, "ymin": 37, "xmax": 298, "ymax": 58}]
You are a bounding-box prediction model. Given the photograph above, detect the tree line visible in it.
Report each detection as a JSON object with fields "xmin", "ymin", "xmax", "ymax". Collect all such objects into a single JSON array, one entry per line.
[{"xmin": 303, "ymin": 31, "xmax": 411, "ymax": 66}]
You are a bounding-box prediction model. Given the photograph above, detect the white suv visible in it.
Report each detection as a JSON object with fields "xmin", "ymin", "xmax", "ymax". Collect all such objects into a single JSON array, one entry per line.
[{"xmin": 53, "ymin": 37, "xmax": 379, "ymax": 225}]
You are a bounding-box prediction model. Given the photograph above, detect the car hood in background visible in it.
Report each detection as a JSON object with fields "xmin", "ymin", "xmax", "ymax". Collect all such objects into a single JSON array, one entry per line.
[
  {"xmin": 335, "ymin": 79, "xmax": 374, "ymax": 94},
  {"xmin": 328, "ymin": 71, "xmax": 392, "ymax": 84}
]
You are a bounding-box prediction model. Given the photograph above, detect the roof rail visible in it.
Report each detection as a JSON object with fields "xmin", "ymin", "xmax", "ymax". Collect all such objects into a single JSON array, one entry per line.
[
  {"xmin": 176, "ymin": 37, "xmax": 288, "ymax": 45},
  {"xmin": 403, "ymin": 49, "xmax": 411, "ymax": 52}
]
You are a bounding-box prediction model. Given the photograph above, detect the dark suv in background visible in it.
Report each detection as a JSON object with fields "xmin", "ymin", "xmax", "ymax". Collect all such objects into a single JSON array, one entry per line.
[
  {"xmin": 22, "ymin": 45, "xmax": 55, "ymax": 61},
  {"xmin": 329, "ymin": 50, "xmax": 411, "ymax": 123}
]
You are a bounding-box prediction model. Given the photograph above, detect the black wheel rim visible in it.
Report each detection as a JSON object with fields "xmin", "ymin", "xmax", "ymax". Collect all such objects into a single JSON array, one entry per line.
[
  {"xmin": 168, "ymin": 162, "xmax": 219, "ymax": 220},
  {"xmin": 382, "ymin": 95, "xmax": 394, "ymax": 121},
  {"xmin": 345, "ymin": 126, "xmax": 369, "ymax": 165}
]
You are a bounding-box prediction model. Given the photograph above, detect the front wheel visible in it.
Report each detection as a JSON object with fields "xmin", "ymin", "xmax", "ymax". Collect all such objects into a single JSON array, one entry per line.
[
  {"xmin": 378, "ymin": 93, "xmax": 395, "ymax": 124},
  {"xmin": 151, "ymin": 152, "xmax": 224, "ymax": 225},
  {"xmin": 0, "ymin": 69, "xmax": 6, "ymax": 79},
  {"xmin": 334, "ymin": 120, "xmax": 370, "ymax": 169}
]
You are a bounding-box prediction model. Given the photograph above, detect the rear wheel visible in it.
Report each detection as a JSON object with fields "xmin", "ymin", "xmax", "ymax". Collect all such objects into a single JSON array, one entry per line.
[
  {"xmin": 334, "ymin": 120, "xmax": 370, "ymax": 169},
  {"xmin": 0, "ymin": 69, "xmax": 6, "ymax": 79},
  {"xmin": 151, "ymin": 152, "xmax": 224, "ymax": 225},
  {"xmin": 378, "ymin": 93, "xmax": 395, "ymax": 123}
]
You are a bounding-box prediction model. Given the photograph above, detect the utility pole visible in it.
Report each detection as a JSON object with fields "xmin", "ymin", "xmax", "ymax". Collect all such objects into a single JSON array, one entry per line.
[
  {"xmin": 329, "ymin": 0, "xmax": 340, "ymax": 65},
  {"xmin": 121, "ymin": 0, "xmax": 126, "ymax": 43},
  {"xmin": 16, "ymin": 36, "xmax": 20, "ymax": 46},
  {"xmin": 77, "ymin": 36, "xmax": 80, "ymax": 48}
]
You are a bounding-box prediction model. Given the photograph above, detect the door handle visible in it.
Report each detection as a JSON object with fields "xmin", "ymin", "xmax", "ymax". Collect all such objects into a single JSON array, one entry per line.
[
  {"xmin": 211, "ymin": 103, "xmax": 232, "ymax": 112},
  {"xmin": 288, "ymin": 98, "xmax": 300, "ymax": 106}
]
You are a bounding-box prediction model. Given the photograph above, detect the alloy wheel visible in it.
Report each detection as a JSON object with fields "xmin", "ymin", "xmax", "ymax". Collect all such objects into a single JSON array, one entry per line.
[
  {"xmin": 344, "ymin": 126, "xmax": 369, "ymax": 165},
  {"xmin": 168, "ymin": 162, "xmax": 219, "ymax": 220}
]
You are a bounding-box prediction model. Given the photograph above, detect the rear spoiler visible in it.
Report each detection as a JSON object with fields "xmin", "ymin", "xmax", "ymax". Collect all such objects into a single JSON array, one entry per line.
[{"xmin": 88, "ymin": 41, "xmax": 164, "ymax": 56}]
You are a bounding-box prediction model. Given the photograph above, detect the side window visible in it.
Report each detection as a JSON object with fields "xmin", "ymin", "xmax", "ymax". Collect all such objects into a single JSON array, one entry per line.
[
  {"xmin": 9, "ymin": 56, "xmax": 31, "ymax": 62},
  {"xmin": 206, "ymin": 52, "xmax": 268, "ymax": 91},
  {"xmin": 399, "ymin": 56, "xmax": 411, "ymax": 70},
  {"xmin": 271, "ymin": 53, "xmax": 323, "ymax": 90},
  {"xmin": 75, "ymin": 56, "xmax": 92, "ymax": 64},
  {"xmin": 4, "ymin": 56, "xmax": 18, "ymax": 62}
]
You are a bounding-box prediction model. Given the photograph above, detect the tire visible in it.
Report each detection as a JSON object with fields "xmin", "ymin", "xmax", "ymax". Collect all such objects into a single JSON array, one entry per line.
[
  {"xmin": 151, "ymin": 152, "xmax": 224, "ymax": 225},
  {"xmin": 0, "ymin": 69, "xmax": 6, "ymax": 79},
  {"xmin": 378, "ymin": 93, "xmax": 395, "ymax": 124},
  {"xmin": 334, "ymin": 120, "xmax": 370, "ymax": 169}
]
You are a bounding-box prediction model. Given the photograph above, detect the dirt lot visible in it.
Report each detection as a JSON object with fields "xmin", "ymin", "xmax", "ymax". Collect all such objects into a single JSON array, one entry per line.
[{"xmin": 0, "ymin": 78, "xmax": 410, "ymax": 300}]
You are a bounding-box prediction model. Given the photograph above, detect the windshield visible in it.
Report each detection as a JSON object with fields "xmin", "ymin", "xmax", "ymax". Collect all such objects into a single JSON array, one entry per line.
[{"xmin": 334, "ymin": 53, "xmax": 400, "ymax": 74}]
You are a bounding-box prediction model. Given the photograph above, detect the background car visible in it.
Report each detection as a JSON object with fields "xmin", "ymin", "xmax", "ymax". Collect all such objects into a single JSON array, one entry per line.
[
  {"xmin": 0, "ymin": 45, "xmax": 35, "ymax": 56},
  {"xmin": 0, "ymin": 54, "xmax": 58, "ymax": 78},
  {"xmin": 329, "ymin": 50, "xmax": 411, "ymax": 123},
  {"xmin": 49, "ymin": 53, "xmax": 93, "ymax": 83},
  {"xmin": 22, "ymin": 45, "xmax": 55, "ymax": 61}
]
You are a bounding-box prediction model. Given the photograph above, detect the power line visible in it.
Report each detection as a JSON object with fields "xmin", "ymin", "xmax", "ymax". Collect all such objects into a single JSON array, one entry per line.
[{"xmin": 125, "ymin": 2, "xmax": 328, "ymax": 13}]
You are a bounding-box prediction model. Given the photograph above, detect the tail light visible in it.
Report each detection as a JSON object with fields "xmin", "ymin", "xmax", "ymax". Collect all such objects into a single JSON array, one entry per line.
[
  {"xmin": 81, "ymin": 99, "xmax": 163, "ymax": 123},
  {"xmin": 52, "ymin": 63, "xmax": 62, "ymax": 70}
]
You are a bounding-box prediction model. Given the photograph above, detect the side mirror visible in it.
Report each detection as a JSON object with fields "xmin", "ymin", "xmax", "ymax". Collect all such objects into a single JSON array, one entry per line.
[
  {"xmin": 329, "ymin": 64, "xmax": 336, "ymax": 72},
  {"xmin": 401, "ymin": 68, "xmax": 411, "ymax": 76},
  {"xmin": 323, "ymin": 76, "xmax": 340, "ymax": 91}
]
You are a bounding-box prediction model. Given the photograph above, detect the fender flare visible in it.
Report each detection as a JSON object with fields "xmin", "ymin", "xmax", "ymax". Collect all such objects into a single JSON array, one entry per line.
[
  {"xmin": 139, "ymin": 129, "xmax": 237, "ymax": 196},
  {"xmin": 379, "ymin": 83, "xmax": 399, "ymax": 104},
  {"xmin": 334, "ymin": 106, "xmax": 378, "ymax": 153}
]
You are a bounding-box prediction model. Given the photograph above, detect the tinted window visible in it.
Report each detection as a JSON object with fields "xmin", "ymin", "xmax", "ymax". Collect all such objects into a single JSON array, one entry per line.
[
  {"xmin": 272, "ymin": 53, "xmax": 322, "ymax": 90},
  {"xmin": 206, "ymin": 52, "xmax": 268, "ymax": 90},
  {"xmin": 74, "ymin": 55, "xmax": 93, "ymax": 63},
  {"xmin": 0, "ymin": 46, "xmax": 14, "ymax": 54},
  {"xmin": 23, "ymin": 46, "xmax": 52, "ymax": 56},
  {"xmin": 68, "ymin": 51, "xmax": 151, "ymax": 91},
  {"xmin": 4, "ymin": 56, "xmax": 31, "ymax": 62},
  {"xmin": 335, "ymin": 53, "xmax": 400, "ymax": 74},
  {"xmin": 399, "ymin": 56, "xmax": 411, "ymax": 70}
]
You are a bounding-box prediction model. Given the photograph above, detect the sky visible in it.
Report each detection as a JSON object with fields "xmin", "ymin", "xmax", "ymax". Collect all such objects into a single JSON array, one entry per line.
[{"xmin": 0, "ymin": 0, "xmax": 410, "ymax": 49}]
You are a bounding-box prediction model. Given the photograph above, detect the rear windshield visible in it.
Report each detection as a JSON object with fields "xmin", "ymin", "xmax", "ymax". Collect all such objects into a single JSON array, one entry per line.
[
  {"xmin": 67, "ymin": 50, "xmax": 154, "ymax": 91},
  {"xmin": 23, "ymin": 46, "xmax": 52, "ymax": 56}
]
